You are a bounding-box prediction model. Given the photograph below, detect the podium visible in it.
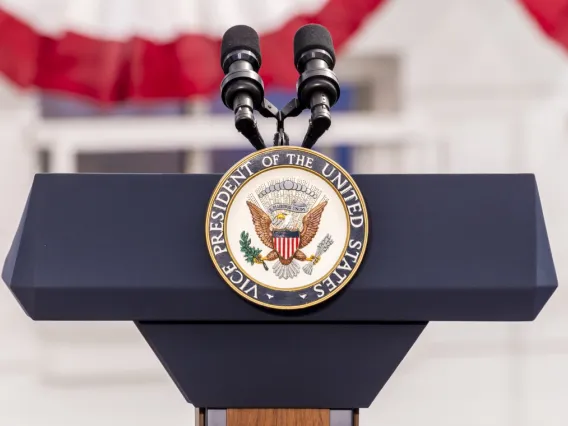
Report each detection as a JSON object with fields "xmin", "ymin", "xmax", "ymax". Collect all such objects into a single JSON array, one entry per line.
[{"xmin": 2, "ymin": 172, "xmax": 556, "ymax": 426}]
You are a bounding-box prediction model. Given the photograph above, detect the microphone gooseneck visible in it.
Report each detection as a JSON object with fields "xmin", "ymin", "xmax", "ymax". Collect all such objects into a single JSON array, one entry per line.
[
  {"xmin": 293, "ymin": 24, "xmax": 340, "ymax": 149},
  {"xmin": 220, "ymin": 25, "xmax": 266, "ymax": 150}
]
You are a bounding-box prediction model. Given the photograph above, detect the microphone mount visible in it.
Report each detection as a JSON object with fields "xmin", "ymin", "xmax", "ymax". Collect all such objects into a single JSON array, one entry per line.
[
  {"xmin": 246, "ymin": 95, "xmax": 320, "ymax": 150},
  {"xmin": 247, "ymin": 96, "xmax": 305, "ymax": 149}
]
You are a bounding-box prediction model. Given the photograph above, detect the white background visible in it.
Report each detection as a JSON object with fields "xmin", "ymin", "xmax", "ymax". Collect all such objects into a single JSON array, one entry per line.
[{"xmin": 1, "ymin": 0, "xmax": 568, "ymax": 425}]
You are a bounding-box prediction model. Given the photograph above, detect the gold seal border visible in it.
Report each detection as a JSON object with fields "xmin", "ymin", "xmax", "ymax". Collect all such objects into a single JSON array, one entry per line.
[{"xmin": 205, "ymin": 146, "xmax": 369, "ymax": 310}]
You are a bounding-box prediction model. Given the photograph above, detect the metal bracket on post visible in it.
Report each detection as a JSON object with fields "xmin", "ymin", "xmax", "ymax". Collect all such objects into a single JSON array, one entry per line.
[
  {"xmin": 272, "ymin": 97, "xmax": 304, "ymax": 147},
  {"xmin": 253, "ymin": 97, "xmax": 307, "ymax": 149}
]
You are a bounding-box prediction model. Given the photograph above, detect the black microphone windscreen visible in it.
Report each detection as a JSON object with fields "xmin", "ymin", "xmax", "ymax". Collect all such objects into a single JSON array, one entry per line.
[
  {"xmin": 293, "ymin": 24, "xmax": 336, "ymax": 70},
  {"xmin": 221, "ymin": 25, "xmax": 262, "ymax": 71}
]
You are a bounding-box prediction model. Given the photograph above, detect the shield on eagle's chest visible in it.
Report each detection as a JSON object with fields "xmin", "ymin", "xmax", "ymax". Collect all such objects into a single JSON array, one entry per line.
[{"xmin": 272, "ymin": 230, "xmax": 300, "ymax": 260}]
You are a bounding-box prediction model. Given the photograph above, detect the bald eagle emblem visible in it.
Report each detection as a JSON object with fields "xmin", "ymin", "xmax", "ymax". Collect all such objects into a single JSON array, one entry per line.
[{"xmin": 241, "ymin": 178, "xmax": 334, "ymax": 279}]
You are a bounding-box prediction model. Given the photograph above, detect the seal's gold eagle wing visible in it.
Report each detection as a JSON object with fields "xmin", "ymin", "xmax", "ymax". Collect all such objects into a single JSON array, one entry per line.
[
  {"xmin": 246, "ymin": 201, "xmax": 273, "ymax": 249},
  {"xmin": 299, "ymin": 201, "xmax": 328, "ymax": 249}
]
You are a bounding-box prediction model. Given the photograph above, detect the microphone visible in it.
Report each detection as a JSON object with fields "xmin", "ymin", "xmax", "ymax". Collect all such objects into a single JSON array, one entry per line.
[
  {"xmin": 293, "ymin": 24, "xmax": 340, "ymax": 149},
  {"xmin": 220, "ymin": 25, "xmax": 266, "ymax": 150}
]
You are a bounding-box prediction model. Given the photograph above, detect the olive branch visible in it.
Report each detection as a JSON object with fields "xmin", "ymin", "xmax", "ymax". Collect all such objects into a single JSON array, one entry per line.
[{"xmin": 239, "ymin": 231, "xmax": 268, "ymax": 271}]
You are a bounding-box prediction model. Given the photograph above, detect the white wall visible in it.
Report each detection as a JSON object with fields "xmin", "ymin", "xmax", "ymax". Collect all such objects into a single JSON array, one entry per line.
[
  {"xmin": 0, "ymin": 0, "xmax": 567, "ymax": 425},
  {"xmin": 352, "ymin": 1, "xmax": 568, "ymax": 425}
]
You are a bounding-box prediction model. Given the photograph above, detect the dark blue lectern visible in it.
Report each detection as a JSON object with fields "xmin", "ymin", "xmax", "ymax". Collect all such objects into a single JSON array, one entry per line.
[{"xmin": 2, "ymin": 173, "xmax": 557, "ymax": 426}]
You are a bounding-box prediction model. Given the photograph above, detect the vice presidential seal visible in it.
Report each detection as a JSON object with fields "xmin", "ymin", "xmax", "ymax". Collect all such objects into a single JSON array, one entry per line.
[{"xmin": 206, "ymin": 146, "xmax": 368, "ymax": 310}]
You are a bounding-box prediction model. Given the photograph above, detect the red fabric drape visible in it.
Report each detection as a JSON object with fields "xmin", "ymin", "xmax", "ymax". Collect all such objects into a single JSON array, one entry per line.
[
  {"xmin": 0, "ymin": 0, "xmax": 386, "ymax": 103},
  {"xmin": 519, "ymin": 0, "xmax": 568, "ymax": 51}
]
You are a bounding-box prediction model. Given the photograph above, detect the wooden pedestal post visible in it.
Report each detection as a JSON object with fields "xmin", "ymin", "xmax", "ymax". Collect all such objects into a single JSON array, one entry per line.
[{"xmin": 196, "ymin": 408, "xmax": 358, "ymax": 426}]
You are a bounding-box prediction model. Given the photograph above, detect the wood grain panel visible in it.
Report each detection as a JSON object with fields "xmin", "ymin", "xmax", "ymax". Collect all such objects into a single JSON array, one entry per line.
[
  {"xmin": 195, "ymin": 408, "xmax": 204, "ymax": 426},
  {"xmin": 227, "ymin": 409, "xmax": 329, "ymax": 426}
]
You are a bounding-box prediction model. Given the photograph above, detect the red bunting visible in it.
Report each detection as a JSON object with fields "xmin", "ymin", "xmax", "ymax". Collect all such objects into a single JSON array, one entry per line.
[{"xmin": 0, "ymin": 0, "xmax": 386, "ymax": 103}]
